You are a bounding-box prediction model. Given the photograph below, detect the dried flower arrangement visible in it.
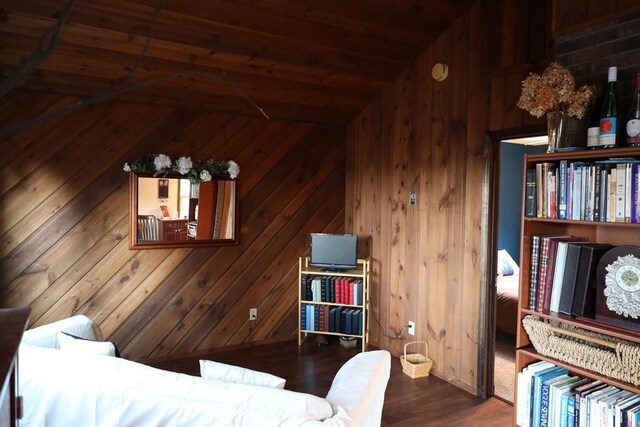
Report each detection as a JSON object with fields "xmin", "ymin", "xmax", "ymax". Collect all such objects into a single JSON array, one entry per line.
[
  {"xmin": 517, "ymin": 62, "xmax": 595, "ymax": 119},
  {"xmin": 123, "ymin": 154, "xmax": 239, "ymax": 183}
]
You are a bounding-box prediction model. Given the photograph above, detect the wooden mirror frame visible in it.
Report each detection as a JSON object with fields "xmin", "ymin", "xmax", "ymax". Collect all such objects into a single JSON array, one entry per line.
[{"xmin": 129, "ymin": 172, "xmax": 239, "ymax": 249}]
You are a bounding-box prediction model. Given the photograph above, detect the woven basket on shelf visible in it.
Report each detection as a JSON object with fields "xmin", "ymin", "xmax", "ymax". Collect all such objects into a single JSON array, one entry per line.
[
  {"xmin": 400, "ymin": 340, "xmax": 432, "ymax": 378},
  {"xmin": 522, "ymin": 315, "xmax": 640, "ymax": 386}
]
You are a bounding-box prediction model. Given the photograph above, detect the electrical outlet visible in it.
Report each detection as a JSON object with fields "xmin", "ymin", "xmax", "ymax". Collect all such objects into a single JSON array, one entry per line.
[
  {"xmin": 249, "ymin": 308, "xmax": 257, "ymax": 321},
  {"xmin": 407, "ymin": 321, "xmax": 415, "ymax": 336}
]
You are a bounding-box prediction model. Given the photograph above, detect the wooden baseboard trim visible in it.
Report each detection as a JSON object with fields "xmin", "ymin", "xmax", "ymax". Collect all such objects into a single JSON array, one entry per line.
[{"xmin": 133, "ymin": 336, "xmax": 296, "ymax": 365}]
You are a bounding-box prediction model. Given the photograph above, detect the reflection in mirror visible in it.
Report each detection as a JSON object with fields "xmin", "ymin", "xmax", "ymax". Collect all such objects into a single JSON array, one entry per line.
[{"xmin": 130, "ymin": 173, "xmax": 237, "ymax": 248}]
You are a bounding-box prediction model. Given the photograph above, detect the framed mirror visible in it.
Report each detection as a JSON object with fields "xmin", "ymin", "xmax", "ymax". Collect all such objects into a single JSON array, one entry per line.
[{"xmin": 129, "ymin": 172, "xmax": 238, "ymax": 249}]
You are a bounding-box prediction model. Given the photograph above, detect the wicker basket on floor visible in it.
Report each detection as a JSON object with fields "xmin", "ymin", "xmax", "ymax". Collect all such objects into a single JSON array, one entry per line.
[{"xmin": 400, "ymin": 341, "xmax": 432, "ymax": 378}]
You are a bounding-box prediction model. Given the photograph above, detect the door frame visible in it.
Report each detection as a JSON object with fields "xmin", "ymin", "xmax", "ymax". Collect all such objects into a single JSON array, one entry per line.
[{"xmin": 477, "ymin": 124, "xmax": 545, "ymax": 399}]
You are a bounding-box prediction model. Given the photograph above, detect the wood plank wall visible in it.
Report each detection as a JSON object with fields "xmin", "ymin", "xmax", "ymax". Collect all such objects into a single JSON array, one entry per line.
[
  {"xmin": 346, "ymin": 0, "xmax": 639, "ymax": 394},
  {"xmin": 0, "ymin": 92, "xmax": 346, "ymax": 361}
]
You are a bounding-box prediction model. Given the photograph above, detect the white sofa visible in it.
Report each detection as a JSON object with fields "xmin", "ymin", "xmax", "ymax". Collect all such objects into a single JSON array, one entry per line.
[{"xmin": 19, "ymin": 315, "xmax": 391, "ymax": 427}]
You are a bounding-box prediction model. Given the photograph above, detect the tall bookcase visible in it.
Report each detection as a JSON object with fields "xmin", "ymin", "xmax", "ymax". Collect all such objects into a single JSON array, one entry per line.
[
  {"xmin": 298, "ymin": 256, "xmax": 369, "ymax": 352},
  {"xmin": 514, "ymin": 147, "xmax": 640, "ymax": 425}
]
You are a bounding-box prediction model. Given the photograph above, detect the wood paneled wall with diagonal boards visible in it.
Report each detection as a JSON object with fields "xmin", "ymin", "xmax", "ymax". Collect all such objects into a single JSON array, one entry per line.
[{"xmin": 0, "ymin": 91, "xmax": 346, "ymax": 360}]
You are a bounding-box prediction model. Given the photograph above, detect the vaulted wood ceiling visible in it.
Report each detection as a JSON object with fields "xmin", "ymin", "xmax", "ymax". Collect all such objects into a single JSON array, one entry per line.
[{"xmin": 0, "ymin": 0, "xmax": 474, "ymax": 124}]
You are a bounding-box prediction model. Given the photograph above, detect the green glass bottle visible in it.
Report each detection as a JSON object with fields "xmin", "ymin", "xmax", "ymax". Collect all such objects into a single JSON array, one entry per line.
[{"xmin": 598, "ymin": 66, "xmax": 619, "ymax": 148}]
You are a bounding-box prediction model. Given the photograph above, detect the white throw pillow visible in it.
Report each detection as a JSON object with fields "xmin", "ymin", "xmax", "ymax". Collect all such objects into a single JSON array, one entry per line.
[
  {"xmin": 497, "ymin": 249, "xmax": 520, "ymax": 276},
  {"xmin": 199, "ymin": 360, "xmax": 286, "ymax": 388},
  {"xmin": 57, "ymin": 331, "xmax": 117, "ymax": 357}
]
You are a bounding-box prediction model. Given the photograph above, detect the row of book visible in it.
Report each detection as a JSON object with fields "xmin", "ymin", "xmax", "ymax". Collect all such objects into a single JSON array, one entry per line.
[
  {"xmin": 528, "ymin": 234, "xmax": 611, "ymax": 317},
  {"xmin": 300, "ymin": 304, "xmax": 363, "ymax": 336},
  {"xmin": 301, "ymin": 275, "xmax": 364, "ymax": 306},
  {"xmin": 517, "ymin": 360, "xmax": 640, "ymax": 427},
  {"xmin": 525, "ymin": 159, "xmax": 640, "ymax": 223}
]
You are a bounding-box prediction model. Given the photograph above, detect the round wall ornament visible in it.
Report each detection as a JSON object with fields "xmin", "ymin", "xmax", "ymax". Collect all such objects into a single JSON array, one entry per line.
[
  {"xmin": 431, "ymin": 63, "xmax": 448, "ymax": 82},
  {"xmin": 603, "ymin": 248, "xmax": 640, "ymax": 319}
]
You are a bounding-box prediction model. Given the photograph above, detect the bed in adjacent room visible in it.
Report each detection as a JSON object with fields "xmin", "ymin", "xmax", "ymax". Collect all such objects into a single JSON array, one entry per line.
[{"xmin": 495, "ymin": 250, "xmax": 519, "ymax": 336}]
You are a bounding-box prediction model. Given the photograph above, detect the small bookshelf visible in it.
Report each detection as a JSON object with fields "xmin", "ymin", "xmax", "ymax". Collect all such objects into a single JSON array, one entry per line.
[{"xmin": 298, "ymin": 256, "xmax": 369, "ymax": 352}]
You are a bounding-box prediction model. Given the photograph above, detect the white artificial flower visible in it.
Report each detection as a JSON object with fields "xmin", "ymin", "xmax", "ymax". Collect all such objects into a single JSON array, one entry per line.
[
  {"xmin": 227, "ymin": 160, "xmax": 240, "ymax": 179},
  {"xmin": 123, "ymin": 163, "xmax": 131, "ymax": 172},
  {"xmin": 154, "ymin": 154, "xmax": 172, "ymax": 171},
  {"xmin": 176, "ymin": 156, "xmax": 192, "ymax": 175},
  {"xmin": 200, "ymin": 170, "xmax": 212, "ymax": 182}
]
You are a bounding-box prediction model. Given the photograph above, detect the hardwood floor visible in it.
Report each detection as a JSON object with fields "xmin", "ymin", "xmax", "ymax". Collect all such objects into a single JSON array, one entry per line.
[{"xmin": 149, "ymin": 338, "xmax": 514, "ymax": 426}]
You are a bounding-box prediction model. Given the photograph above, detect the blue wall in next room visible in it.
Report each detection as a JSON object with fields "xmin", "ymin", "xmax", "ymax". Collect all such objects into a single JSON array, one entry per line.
[{"xmin": 498, "ymin": 142, "xmax": 546, "ymax": 264}]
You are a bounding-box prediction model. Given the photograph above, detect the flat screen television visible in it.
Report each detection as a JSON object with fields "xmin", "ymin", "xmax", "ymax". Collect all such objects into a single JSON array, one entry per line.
[{"xmin": 309, "ymin": 233, "xmax": 358, "ymax": 270}]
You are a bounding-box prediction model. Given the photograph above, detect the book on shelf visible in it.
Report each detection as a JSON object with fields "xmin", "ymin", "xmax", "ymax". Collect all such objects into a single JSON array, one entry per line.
[
  {"xmin": 632, "ymin": 163, "xmax": 640, "ymax": 223},
  {"xmin": 537, "ymin": 236, "xmax": 584, "ymax": 312},
  {"xmin": 314, "ymin": 305, "xmax": 320, "ymax": 331},
  {"xmin": 345, "ymin": 308, "xmax": 353, "ymax": 334},
  {"xmin": 352, "ymin": 309, "xmax": 362, "ymax": 334},
  {"xmin": 518, "ymin": 361, "xmax": 640, "ymax": 427},
  {"xmin": 332, "ymin": 307, "xmax": 342, "ymax": 333},
  {"xmin": 305, "ymin": 305, "xmax": 313, "ymax": 331},
  {"xmin": 616, "ymin": 163, "xmax": 626, "ymax": 222},
  {"xmin": 311, "ymin": 277, "xmax": 321, "ymax": 302},
  {"xmin": 529, "ymin": 235, "xmax": 542, "ymax": 311},
  {"xmin": 558, "ymin": 160, "xmax": 568, "ymax": 219},
  {"xmin": 574, "ymin": 380, "xmax": 604, "ymax": 426},
  {"xmin": 350, "ymin": 309, "xmax": 359, "ymax": 335},
  {"xmin": 526, "ymin": 168, "xmax": 537, "ymax": 217},
  {"xmin": 324, "ymin": 306, "xmax": 330, "ymax": 332},
  {"xmin": 528, "ymin": 234, "xmax": 568, "ymax": 311},
  {"xmin": 593, "ymin": 164, "xmax": 603, "ymax": 221},
  {"xmin": 329, "ymin": 307, "xmax": 338, "ymax": 332},
  {"xmin": 618, "ymin": 395, "xmax": 640, "ymax": 426},
  {"xmin": 549, "ymin": 240, "xmax": 581, "ymax": 313},
  {"xmin": 302, "ymin": 276, "xmax": 312, "ymax": 301},
  {"xmin": 551, "ymin": 377, "xmax": 588, "ymax": 427},
  {"xmin": 557, "ymin": 243, "xmax": 590, "ymax": 315},
  {"xmin": 319, "ymin": 304, "xmax": 325, "ymax": 331},
  {"xmin": 535, "ymin": 235, "xmax": 557, "ymax": 311},
  {"xmin": 320, "ymin": 276, "xmax": 328, "ymax": 302},
  {"xmin": 328, "ymin": 276, "xmax": 335, "ymax": 303},
  {"xmin": 539, "ymin": 374, "xmax": 570, "ymax": 427},
  {"xmin": 341, "ymin": 278, "xmax": 349, "ymax": 304},
  {"xmin": 570, "ymin": 244, "xmax": 613, "ymax": 317},
  {"xmin": 536, "ymin": 163, "xmax": 544, "ymax": 218},
  {"xmin": 527, "ymin": 157, "xmax": 640, "ymax": 223},
  {"xmin": 354, "ymin": 280, "xmax": 363, "ymax": 305},
  {"xmin": 516, "ymin": 361, "xmax": 555, "ymax": 427},
  {"xmin": 532, "ymin": 366, "xmax": 569, "ymax": 427},
  {"xmin": 587, "ymin": 386, "xmax": 618, "ymax": 425}
]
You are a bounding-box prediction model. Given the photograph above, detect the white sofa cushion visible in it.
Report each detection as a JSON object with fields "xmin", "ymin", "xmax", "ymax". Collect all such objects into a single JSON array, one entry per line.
[
  {"xmin": 57, "ymin": 331, "xmax": 118, "ymax": 357},
  {"xmin": 200, "ymin": 359, "xmax": 286, "ymax": 388},
  {"xmin": 21, "ymin": 314, "xmax": 102, "ymax": 348},
  {"xmin": 325, "ymin": 350, "xmax": 391, "ymax": 427}
]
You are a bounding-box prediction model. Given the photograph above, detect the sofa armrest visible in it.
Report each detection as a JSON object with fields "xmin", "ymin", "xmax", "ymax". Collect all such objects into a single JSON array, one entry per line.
[
  {"xmin": 21, "ymin": 315, "xmax": 103, "ymax": 348},
  {"xmin": 324, "ymin": 350, "xmax": 391, "ymax": 427}
]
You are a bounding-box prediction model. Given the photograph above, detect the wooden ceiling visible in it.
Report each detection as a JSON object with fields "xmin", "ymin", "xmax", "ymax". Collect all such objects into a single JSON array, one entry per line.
[{"xmin": 0, "ymin": 0, "xmax": 474, "ymax": 124}]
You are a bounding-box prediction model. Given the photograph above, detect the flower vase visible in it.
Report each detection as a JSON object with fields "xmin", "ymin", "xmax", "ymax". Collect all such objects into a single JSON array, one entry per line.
[{"xmin": 546, "ymin": 111, "xmax": 568, "ymax": 153}]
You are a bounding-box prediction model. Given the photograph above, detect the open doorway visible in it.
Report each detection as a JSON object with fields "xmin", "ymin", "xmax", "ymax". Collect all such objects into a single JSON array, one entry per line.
[
  {"xmin": 478, "ymin": 126, "xmax": 551, "ymax": 401},
  {"xmin": 492, "ymin": 136, "xmax": 546, "ymax": 402}
]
